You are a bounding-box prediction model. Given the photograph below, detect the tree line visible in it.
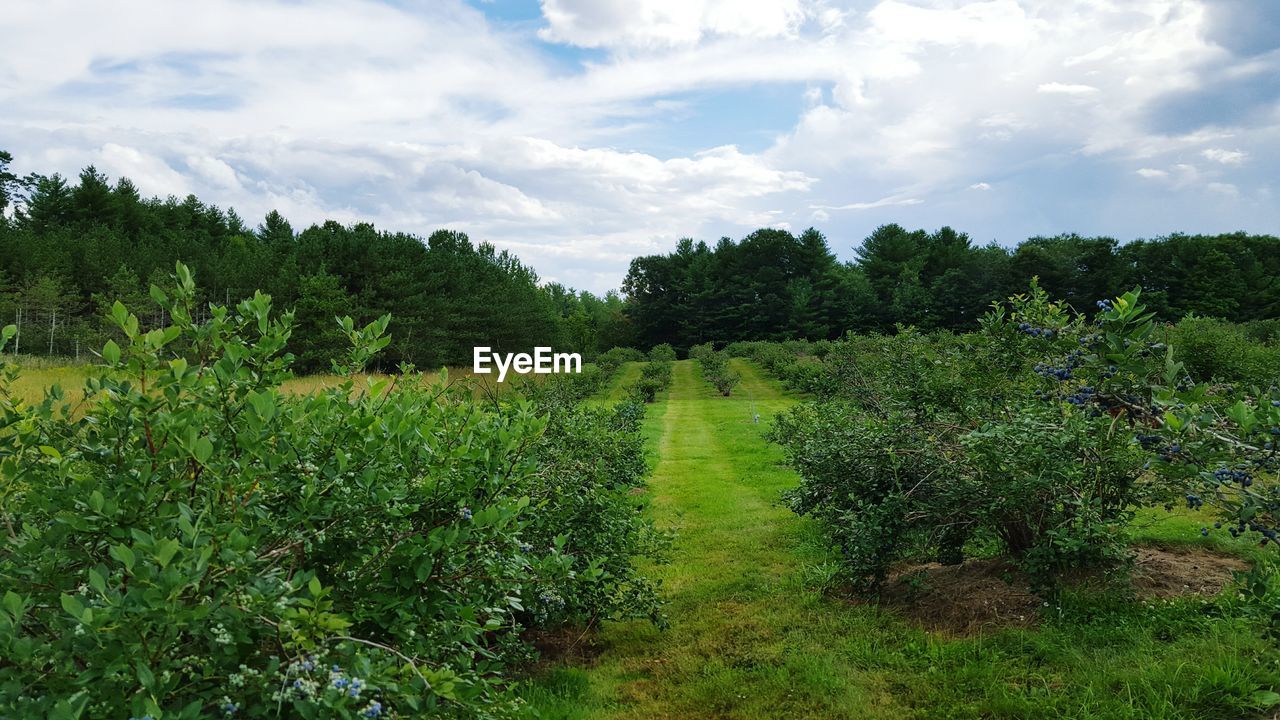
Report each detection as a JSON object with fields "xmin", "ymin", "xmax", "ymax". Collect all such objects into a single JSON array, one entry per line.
[
  {"xmin": 0, "ymin": 152, "xmax": 631, "ymax": 370},
  {"xmin": 622, "ymin": 224, "xmax": 1280, "ymax": 350},
  {"xmin": 3, "ymin": 151, "xmax": 1278, "ymax": 364}
]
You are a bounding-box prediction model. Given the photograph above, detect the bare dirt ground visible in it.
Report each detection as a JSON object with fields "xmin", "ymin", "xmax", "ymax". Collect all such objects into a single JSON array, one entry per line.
[{"xmin": 876, "ymin": 544, "xmax": 1250, "ymax": 635}]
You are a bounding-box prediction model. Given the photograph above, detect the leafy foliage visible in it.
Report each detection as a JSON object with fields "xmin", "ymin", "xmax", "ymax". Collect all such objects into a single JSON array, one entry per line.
[
  {"xmin": 769, "ymin": 283, "xmax": 1280, "ymax": 594},
  {"xmin": 594, "ymin": 347, "xmax": 646, "ymax": 375},
  {"xmin": 689, "ymin": 343, "xmax": 739, "ymax": 396},
  {"xmin": 622, "ymin": 225, "xmax": 1280, "ymax": 352},
  {"xmin": 1166, "ymin": 315, "xmax": 1280, "ymax": 385},
  {"xmin": 0, "ymin": 265, "xmax": 659, "ymax": 718},
  {"xmin": 626, "ymin": 356, "xmax": 673, "ymax": 405}
]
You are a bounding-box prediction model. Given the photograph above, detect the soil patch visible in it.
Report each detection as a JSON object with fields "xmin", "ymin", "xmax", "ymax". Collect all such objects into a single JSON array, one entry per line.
[
  {"xmin": 872, "ymin": 544, "xmax": 1249, "ymax": 636},
  {"xmin": 525, "ymin": 625, "xmax": 606, "ymax": 668}
]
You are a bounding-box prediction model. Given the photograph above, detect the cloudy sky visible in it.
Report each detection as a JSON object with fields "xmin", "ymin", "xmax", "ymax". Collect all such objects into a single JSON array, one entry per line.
[{"xmin": 3, "ymin": 0, "xmax": 1278, "ymax": 292}]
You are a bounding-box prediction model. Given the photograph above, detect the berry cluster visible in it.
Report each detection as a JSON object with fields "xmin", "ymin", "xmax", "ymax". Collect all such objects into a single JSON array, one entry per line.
[
  {"xmin": 1212, "ymin": 468, "xmax": 1253, "ymax": 487},
  {"xmin": 1017, "ymin": 322, "xmax": 1056, "ymax": 338},
  {"xmin": 1224, "ymin": 520, "xmax": 1279, "ymax": 544},
  {"xmin": 1064, "ymin": 386, "xmax": 1096, "ymax": 406},
  {"xmin": 1135, "ymin": 433, "xmax": 1163, "ymax": 450},
  {"xmin": 1034, "ymin": 349, "xmax": 1086, "ymax": 383},
  {"xmin": 1160, "ymin": 443, "xmax": 1183, "ymax": 462}
]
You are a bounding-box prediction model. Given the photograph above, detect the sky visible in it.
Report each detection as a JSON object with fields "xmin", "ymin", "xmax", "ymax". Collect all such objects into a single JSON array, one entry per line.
[{"xmin": 2, "ymin": 0, "xmax": 1278, "ymax": 293}]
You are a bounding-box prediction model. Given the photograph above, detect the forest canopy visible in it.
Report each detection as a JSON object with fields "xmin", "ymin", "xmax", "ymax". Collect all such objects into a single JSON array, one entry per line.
[
  {"xmin": 0, "ymin": 153, "xmax": 630, "ymax": 371},
  {"xmin": 621, "ymin": 224, "xmax": 1280, "ymax": 350}
]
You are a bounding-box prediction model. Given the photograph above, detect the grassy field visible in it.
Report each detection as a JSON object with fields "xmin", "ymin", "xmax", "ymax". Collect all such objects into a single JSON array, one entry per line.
[
  {"xmin": 3, "ymin": 355, "xmax": 502, "ymax": 407},
  {"xmin": 588, "ymin": 361, "xmax": 646, "ymax": 405},
  {"xmin": 521, "ymin": 359, "xmax": 1278, "ymax": 720}
]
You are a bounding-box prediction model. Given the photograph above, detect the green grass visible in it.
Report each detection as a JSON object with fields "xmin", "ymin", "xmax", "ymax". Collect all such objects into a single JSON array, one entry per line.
[
  {"xmin": 520, "ymin": 359, "xmax": 1280, "ymax": 720},
  {"xmin": 590, "ymin": 362, "xmax": 647, "ymax": 405},
  {"xmin": 3, "ymin": 359, "xmax": 488, "ymax": 408}
]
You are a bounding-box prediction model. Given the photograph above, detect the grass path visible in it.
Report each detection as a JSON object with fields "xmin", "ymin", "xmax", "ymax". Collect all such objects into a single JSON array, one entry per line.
[
  {"xmin": 526, "ymin": 360, "xmax": 911, "ymax": 718},
  {"xmin": 589, "ymin": 361, "xmax": 645, "ymax": 405},
  {"xmin": 523, "ymin": 360, "xmax": 1278, "ymax": 720}
]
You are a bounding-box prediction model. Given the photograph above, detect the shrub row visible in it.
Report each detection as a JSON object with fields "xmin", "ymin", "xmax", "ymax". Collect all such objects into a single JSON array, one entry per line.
[
  {"xmin": 725, "ymin": 340, "xmax": 833, "ymax": 396},
  {"xmin": 0, "ymin": 266, "xmax": 661, "ymax": 719},
  {"xmin": 594, "ymin": 347, "xmax": 646, "ymax": 375},
  {"xmin": 624, "ymin": 346, "xmax": 676, "ymax": 404},
  {"xmin": 688, "ymin": 344, "xmax": 739, "ymax": 396},
  {"xmin": 1165, "ymin": 315, "xmax": 1280, "ymax": 386},
  {"xmin": 768, "ymin": 283, "xmax": 1280, "ymax": 594}
]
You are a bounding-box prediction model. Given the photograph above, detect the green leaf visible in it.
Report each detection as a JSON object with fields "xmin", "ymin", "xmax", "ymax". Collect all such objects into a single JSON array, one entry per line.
[
  {"xmin": 3, "ymin": 590, "xmax": 23, "ymax": 620},
  {"xmin": 60, "ymin": 594, "xmax": 86, "ymax": 622},
  {"xmin": 87, "ymin": 568, "xmax": 106, "ymax": 595},
  {"xmin": 136, "ymin": 661, "xmax": 156, "ymax": 690},
  {"xmin": 153, "ymin": 539, "xmax": 180, "ymax": 568},
  {"xmin": 102, "ymin": 339, "xmax": 121, "ymax": 365},
  {"xmin": 1252, "ymin": 690, "xmax": 1280, "ymax": 708},
  {"xmin": 1226, "ymin": 400, "xmax": 1255, "ymax": 432},
  {"xmin": 110, "ymin": 544, "xmax": 136, "ymax": 572},
  {"xmin": 88, "ymin": 490, "xmax": 104, "ymax": 513},
  {"xmin": 110, "ymin": 301, "xmax": 129, "ymax": 328},
  {"xmin": 49, "ymin": 690, "xmax": 89, "ymax": 720},
  {"xmin": 38, "ymin": 445, "xmax": 62, "ymax": 460},
  {"xmin": 308, "ymin": 576, "xmax": 323, "ymax": 597},
  {"xmin": 248, "ymin": 391, "xmax": 276, "ymax": 421},
  {"xmin": 193, "ymin": 437, "xmax": 214, "ymax": 465}
]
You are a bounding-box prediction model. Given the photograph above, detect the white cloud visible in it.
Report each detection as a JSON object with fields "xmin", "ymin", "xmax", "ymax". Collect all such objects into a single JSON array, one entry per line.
[
  {"xmin": 812, "ymin": 195, "xmax": 923, "ymax": 211},
  {"xmin": 96, "ymin": 143, "xmax": 191, "ymax": 196},
  {"xmin": 1036, "ymin": 82, "xmax": 1100, "ymax": 95},
  {"xmin": 538, "ymin": 0, "xmax": 808, "ymax": 48},
  {"xmin": 185, "ymin": 154, "xmax": 243, "ymax": 192},
  {"xmin": 0, "ymin": 0, "xmax": 1277, "ymax": 292},
  {"xmin": 866, "ymin": 0, "xmax": 1043, "ymax": 48},
  {"xmin": 1202, "ymin": 148, "xmax": 1247, "ymax": 164}
]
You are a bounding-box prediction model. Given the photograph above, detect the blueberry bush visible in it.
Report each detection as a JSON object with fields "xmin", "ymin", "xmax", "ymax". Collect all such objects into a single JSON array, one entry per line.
[
  {"xmin": 1166, "ymin": 314, "xmax": 1280, "ymax": 385},
  {"xmin": 626, "ymin": 356, "xmax": 672, "ymax": 405},
  {"xmin": 593, "ymin": 347, "xmax": 646, "ymax": 376},
  {"xmin": 725, "ymin": 340, "xmax": 833, "ymax": 397},
  {"xmin": 0, "ymin": 264, "xmax": 660, "ymax": 718},
  {"xmin": 770, "ymin": 282, "xmax": 1279, "ymax": 593},
  {"xmin": 688, "ymin": 344, "xmax": 739, "ymax": 397},
  {"xmin": 647, "ymin": 344, "xmax": 677, "ymax": 364}
]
